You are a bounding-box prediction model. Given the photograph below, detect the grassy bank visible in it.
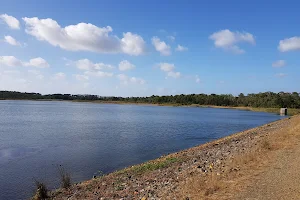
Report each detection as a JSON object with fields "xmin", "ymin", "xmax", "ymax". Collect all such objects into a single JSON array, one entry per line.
[
  {"xmin": 72, "ymin": 100, "xmax": 300, "ymax": 116},
  {"xmin": 3, "ymin": 98, "xmax": 300, "ymax": 115},
  {"xmin": 206, "ymin": 106, "xmax": 300, "ymax": 116}
]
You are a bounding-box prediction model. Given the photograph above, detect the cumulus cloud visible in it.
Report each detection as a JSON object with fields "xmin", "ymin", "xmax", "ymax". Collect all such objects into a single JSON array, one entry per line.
[
  {"xmin": 278, "ymin": 37, "xmax": 300, "ymax": 52},
  {"xmin": 152, "ymin": 37, "xmax": 171, "ymax": 56},
  {"xmin": 84, "ymin": 71, "xmax": 113, "ymax": 78},
  {"xmin": 75, "ymin": 59, "xmax": 114, "ymax": 71},
  {"xmin": 121, "ymin": 32, "xmax": 146, "ymax": 56},
  {"xmin": 74, "ymin": 74, "xmax": 89, "ymax": 81},
  {"xmin": 209, "ymin": 29, "xmax": 255, "ymax": 54},
  {"xmin": 53, "ymin": 72, "xmax": 66, "ymax": 80},
  {"xmin": 28, "ymin": 69, "xmax": 44, "ymax": 80},
  {"xmin": 0, "ymin": 14, "xmax": 20, "ymax": 29},
  {"xmin": 0, "ymin": 56, "xmax": 22, "ymax": 67},
  {"xmin": 158, "ymin": 63, "xmax": 174, "ymax": 72},
  {"xmin": 73, "ymin": 59, "xmax": 114, "ymax": 78},
  {"xmin": 275, "ymin": 73, "xmax": 287, "ymax": 78},
  {"xmin": 167, "ymin": 71, "xmax": 181, "ymax": 78},
  {"xmin": 4, "ymin": 35, "xmax": 21, "ymax": 46},
  {"xmin": 167, "ymin": 36, "xmax": 175, "ymax": 42},
  {"xmin": 272, "ymin": 60, "xmax": 286, "ymax": 68},
  {"xmin": 22, "ymin": 17, "xmax": 146, "ymax": 55},
  {"xmin": 175, "ymin": 44, "xmax": 188, "ymax": 51},
  {"xmin": 157, "ymin": 62, "xmax": 181, "ymax": 79},
  {"xmin": 117, "ymin": 74, "xmax": 145, "ymax": 85},
  {"xmin": 118, "ymin": 60, "xmax": 135, "ymax": 71},
  {"xmin": 196, "ymin": 75, "xmax": 200, "ymax": 83},
  {"xmin": 0, "ymin": 56, "xmax": 49, "ymax": 68},
  {"xmin": 24, "ymin": 57, "xmax": 49, "ymax": 68}
]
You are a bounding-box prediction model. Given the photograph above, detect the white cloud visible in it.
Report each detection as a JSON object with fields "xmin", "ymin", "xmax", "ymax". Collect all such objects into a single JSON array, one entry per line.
[
  {"xmin": 278, "ymin": 37, "xmax": 300, "ymax": 52},
  {"xmin": 175, "ymin": 44, "xmax": 188, "ymax": 51},
  {"xmin": 209, "ymin": 29, "xmax": 255, "ymax": 54},
  {"xmin": 158, "ymin": 63, "xmax": 174, "ymax": 72},
  {"xmin": 73, "ymin": 59, "xmax": 114, "ymax": 78},
  {"xmin": 53, "ymin": 72, "xmax": 66, "ymax": 80},
  {"xmin": 28, "ymin": 70, "xmax": 44, "ymax": 79},
  {"xmin": 157, "ymin": 62, "xmax": 181, "ymax": 79},
  {"xmin": 118, "ymin": 60, "xmax": 135, "ymax": 71},
  {"xmin": 151, "ymin": 36, "xmax": 171, "ymax": 56},
  {"xmin": 130, "ymin": 77, "xmax": 146, "ymax": 84},
  {"xmin": 0, "ymin": 56, "xmax": 22, "ymax": 67},
  {"xmin": 84, "ymin": 71, "xmax": 113, "ymax": 77},
  {"xmin": 167, "ymin": 36, "xmax": 175, "ymax": 41},
  {"xmin": 117, "ymin": 74, "xmax": 128, "ymax": 81},
  {"xmin": 272, "ymin": 60, "xmax": 286, "ymax": 68},
  {"xmin": 75, "ymin": 59, "xmax": 114, "ymax": 71},
  {"xmin": 0, "ymin": 14, "xmax": 20, "ymax": 29},
  {"xmin": 74, "ymin": 74, "xmax": 89, "ymax": 81},
  {"xmin": 0, "ymin": 68, "xmax": 97, "ymax": 95},
  {"xmin": 2, "ymin": 70, "xmax": 20, "ymax": 75},
  {"xmin": 23, "ymin": 17, "xmax": 146, "ymax": 55},
  {"xmin": 24, "ymin": 57, "xmax": 49, "ymax": 68},
  {"xmin": 0, "ymin": 56, "xmax": 49, "ymax": 68},
  {"xmin": 196, "ymin": 75, "xmax": 200, "ymax": 83},
  {"xmin": 4, "ymin": 35, "xmax": 20, "ymax": 46},
  {"xmin": 167, "ymin": 71, "xmax": 181, "ymax": 78},
  {"xmin": 117, "ymin": 74, "xmax": 145, "ymax": 85},
  {"xmin": 121, "ymin": 32, "xmax": 146, "ymax": 56},
  {"xmin": 275, "ymin": 73, "xmax": 287, "ymax": 78}
]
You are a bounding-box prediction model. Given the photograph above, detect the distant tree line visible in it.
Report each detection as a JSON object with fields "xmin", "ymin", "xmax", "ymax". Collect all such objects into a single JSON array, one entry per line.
[{"xmin": 1, "ymin": 90, "xmax": 300, "ymax": 108}]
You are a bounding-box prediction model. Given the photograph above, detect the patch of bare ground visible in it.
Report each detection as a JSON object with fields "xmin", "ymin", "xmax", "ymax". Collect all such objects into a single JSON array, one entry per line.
[{"xmin": 49, "ymin": 115, "xmax": 300, "ymax": 200}]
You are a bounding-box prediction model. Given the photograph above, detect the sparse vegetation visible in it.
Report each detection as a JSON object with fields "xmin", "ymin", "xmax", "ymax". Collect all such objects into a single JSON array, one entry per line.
[
  {"xmin": 261, "ymin": 138, "xmax": 273, "ymax": 150},
  {"xmin": 132, "ymin": 157, "xmax": 180, "ymax": 174},
  {"xmin": 205, "ymin": 184, "xmax": 221, "ymax": 196},
  {"xmin": 32, "ymin": 180, "xmax": 48, "ymax": 200},
  {"xmin": 58, "ymin": 166, "xmax": 71, "ymax": 189}
]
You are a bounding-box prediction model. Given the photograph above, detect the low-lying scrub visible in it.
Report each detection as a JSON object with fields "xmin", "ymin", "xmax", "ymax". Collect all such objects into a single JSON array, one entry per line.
[
  {"xmin": 32, "ymin": 180, "xmax": 48, "ymax": 200},
  {"xmin": 58, "ymin": 166, "xmax": 71, "ymax": 189}
]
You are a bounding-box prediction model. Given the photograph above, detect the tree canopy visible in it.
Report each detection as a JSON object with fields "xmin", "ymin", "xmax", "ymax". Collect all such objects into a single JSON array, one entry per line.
[{"xmin": 1, "ymin": 91, "xmax": 299, "ymax": 108}]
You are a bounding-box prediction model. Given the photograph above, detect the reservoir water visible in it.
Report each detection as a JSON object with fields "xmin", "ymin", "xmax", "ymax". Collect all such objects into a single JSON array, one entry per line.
[{"xmin": 0, "ymin": 100, "xmax": 285, "ymax": 199}]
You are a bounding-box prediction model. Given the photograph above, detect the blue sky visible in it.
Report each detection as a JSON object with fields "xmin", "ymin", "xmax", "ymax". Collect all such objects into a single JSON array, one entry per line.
[{"xmin": 0, "ymin": 0, "xmax": 299, "ymax": 96}]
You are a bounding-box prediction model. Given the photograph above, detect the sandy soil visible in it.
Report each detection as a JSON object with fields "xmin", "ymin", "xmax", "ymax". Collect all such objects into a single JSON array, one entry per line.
[{"xmin": 46, "ymin": 115, "xmax": 300, "ymax": 200}]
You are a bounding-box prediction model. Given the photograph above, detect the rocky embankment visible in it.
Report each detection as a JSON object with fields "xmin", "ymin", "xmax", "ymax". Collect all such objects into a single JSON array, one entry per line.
[{"xmin": 50, "ymin": 116, "xmax": 293, "ymax": 200}]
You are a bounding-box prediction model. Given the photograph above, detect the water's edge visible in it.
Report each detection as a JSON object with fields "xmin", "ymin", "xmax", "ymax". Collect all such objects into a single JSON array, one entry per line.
[{"xmin": 51, "ymin": 116, "xmax": 291, "ymax": 198}]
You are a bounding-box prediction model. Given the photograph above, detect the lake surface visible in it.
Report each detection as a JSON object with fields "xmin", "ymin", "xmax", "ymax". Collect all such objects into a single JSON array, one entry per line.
[{"xmin": 0, "ymin": 100, "xmax": 285, "ymax": 200}]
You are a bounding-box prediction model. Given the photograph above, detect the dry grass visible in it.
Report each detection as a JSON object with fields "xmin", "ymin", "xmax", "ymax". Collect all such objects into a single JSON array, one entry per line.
[
  {"xmin": 261, "ymin": 138, "xmax": 273, "ymax": 150},
  {"xmin": 176, "ymin": 119, "xmax": 296, "ymax": 200},
  {"xmin": 177, "ymin": 172, "xmax": 224, "ymax": 199}
]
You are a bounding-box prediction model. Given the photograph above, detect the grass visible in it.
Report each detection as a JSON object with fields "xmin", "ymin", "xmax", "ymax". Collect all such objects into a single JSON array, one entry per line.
[
  {"xmin": 230, "ymin": 107, "xmax": 300, "ymax": 116},
  {"xmin": 131, "ymin": 157, "xmax": 180, "ymax": 174},
  {"xmin": 74, "ymin": 100, "xmax": 300, "ymax": 116}
]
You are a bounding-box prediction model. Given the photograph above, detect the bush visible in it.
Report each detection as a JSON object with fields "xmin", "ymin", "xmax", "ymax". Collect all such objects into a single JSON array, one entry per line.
[
  {"xmin": 32, "ymin": 180, "xmax": 48, "ymax": 200},
  {"xmin": 58, "ymin": 166, "xmax": 71, "ymax": 189}
]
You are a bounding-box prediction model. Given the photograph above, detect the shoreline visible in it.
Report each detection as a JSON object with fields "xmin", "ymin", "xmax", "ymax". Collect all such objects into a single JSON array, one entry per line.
[
  {"xmin": 2, "ymin": 99, "xmax": 300, "ymax": 116},
  {"xmin": 48, "ymin": 115, "xmax": 297, "ymax": 199}
]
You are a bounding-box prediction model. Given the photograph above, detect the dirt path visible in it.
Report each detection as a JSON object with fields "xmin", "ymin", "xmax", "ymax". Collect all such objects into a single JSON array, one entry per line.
[{"xmin": 233, "ymin": 116, "xmax": 300, "ymax": 200}]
